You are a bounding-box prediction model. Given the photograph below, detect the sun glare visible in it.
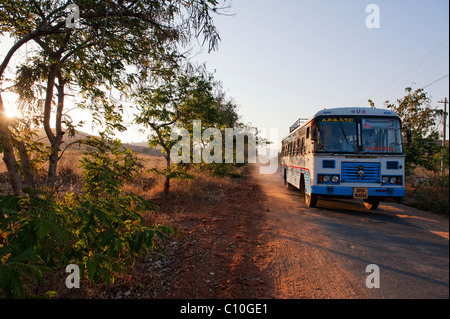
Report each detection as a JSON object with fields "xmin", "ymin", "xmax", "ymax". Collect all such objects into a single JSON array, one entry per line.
[{"xmin": 4, "ymin": 107, "xmax": 19, "ymax": 119}]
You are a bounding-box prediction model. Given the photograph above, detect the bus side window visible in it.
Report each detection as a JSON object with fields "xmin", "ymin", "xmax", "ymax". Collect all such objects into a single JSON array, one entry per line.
[
  {"xmin": 301, "ymin": 137, "xmax": 305, "ymax": 154},
  {"xmin": 306, "ymin": 127, "xmax": 310, "ymax": 139}
]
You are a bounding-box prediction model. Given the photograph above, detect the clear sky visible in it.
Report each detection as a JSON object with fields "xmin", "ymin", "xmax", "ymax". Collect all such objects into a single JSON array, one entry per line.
[
  {"xmin": 192, "ymin": 0, "xmax": 449, "ymax": 145},
  {"xmin": 1, "ymin": 0, "xmax": 449, "ymax": 147}
]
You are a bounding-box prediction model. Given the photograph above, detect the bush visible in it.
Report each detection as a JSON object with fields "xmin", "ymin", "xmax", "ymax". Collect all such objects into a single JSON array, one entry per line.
[
  {"xmin": 0, "ymin": 135, "xmax": 175, "ymax": 298},
  {"xmin": 0, "ymin": 190, "xmax": 70, "ymax": 298},
  {"xmin": 410, "ymin": 174, "xmax": 449, "ymax": 216}
]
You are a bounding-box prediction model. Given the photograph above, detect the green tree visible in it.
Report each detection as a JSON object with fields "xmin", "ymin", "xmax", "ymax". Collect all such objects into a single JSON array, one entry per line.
[
  {"xmin": 0, "ymin": 0, "xmax": 222, "ymax": 195},
  {"xmin": 134, "ymin": 70, "xmax": 236, "ymax": 193},
  {"xmin": 0, "ymin": 0, "xmax": 225, "ymax": 297},
  {"xmin": 383, "ymin": 87, "xmax": 445, "ymax": 175}
]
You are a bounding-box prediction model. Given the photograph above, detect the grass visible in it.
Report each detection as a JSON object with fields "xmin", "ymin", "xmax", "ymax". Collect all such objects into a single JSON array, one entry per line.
[{"xmin": 0, "ymin": 147, "xmax": 239, "ymax": 204}]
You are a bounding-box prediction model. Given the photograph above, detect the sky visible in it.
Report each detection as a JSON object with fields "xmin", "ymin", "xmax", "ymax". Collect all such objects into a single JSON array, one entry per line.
[
  {"xmin": 1, "ymin": 0, "xmax": 449, "ymax": 148},
  {"xmin": 191, "ymin": 0, "xmax": 449, "ymax": 145}
]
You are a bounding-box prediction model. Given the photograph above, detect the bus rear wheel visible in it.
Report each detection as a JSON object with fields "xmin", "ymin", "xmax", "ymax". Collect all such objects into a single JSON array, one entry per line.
[
  {"xmin": 363, "ymin": 198, "xmax": 380, "ymax": 210},
  {"xmin": 305, "ymin": 193, "xmax": 318, "ymax": 207}
]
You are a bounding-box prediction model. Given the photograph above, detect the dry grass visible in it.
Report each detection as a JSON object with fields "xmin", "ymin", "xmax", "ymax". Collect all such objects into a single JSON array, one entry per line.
[
  {"xmin": 0, "ymin": 147, "xmax": 238, "ymax": 206},
  {"xmin": 126, "ymin": 163, "xmax": 239, "ymax": 204},
  {"xmin": 2, "ymin": 148, "xmax": 447, "ymax": 216}
]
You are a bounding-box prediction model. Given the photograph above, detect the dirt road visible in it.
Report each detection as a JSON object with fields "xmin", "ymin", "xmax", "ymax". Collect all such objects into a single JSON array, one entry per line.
[
  {"xmin": 31, "ymin": 162, "xmax": 448, "ymax": 299},
  {"xmin": 251, "ymin": 164, "xmax": 449, "ymax": 299},
  {"xmin": 72, "ymin": 163, "xmax": 447, "ymax": 299}
]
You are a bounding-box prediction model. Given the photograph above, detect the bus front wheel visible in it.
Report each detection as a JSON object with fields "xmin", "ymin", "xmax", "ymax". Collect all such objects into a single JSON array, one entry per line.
[
  {"xmin": 305, "ymin": 193, "xmax": 318, "ymax": 208},
  {"xmin": 363, "ymin": 198, "xmax": 380, "ymax": 210}
]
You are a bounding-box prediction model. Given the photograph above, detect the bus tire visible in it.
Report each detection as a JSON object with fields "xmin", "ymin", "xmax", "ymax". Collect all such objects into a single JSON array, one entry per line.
[
  {"xmin": 286, "ymin": 182, "xmax": 295, "ymax": 191},
  {"xmin": 363, "ymin": 198, "xmax": 380, "ymax": 210},
  {"xmin": 305, "ymin": 193, "xmax": 318, "ymax": 207},
  {"xmin": 299, "ymin": 174, "xmax": 305, "ymax": 194}
]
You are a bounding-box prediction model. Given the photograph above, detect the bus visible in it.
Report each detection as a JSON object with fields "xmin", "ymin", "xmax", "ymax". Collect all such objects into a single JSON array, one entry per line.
[{"xmin": 280, "ymin": 107, "xmax": 406, "ymax": 210}]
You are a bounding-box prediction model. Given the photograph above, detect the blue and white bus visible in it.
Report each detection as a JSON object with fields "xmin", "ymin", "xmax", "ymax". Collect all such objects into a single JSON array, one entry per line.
[{"xmin": 281, "ymin": 107, "xmax": 406, "ymax": 210}]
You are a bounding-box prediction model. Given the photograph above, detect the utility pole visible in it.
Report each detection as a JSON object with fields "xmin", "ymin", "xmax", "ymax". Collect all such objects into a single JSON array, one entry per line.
[{"xmin": 438, "ymin": 97, "xmax": 448, "ymax": 174}]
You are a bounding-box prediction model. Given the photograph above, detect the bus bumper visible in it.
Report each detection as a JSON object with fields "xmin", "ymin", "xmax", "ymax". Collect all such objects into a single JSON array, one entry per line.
[{"xmin": 311, "ymin": 186, "xmax": 405, "ymax": 198}]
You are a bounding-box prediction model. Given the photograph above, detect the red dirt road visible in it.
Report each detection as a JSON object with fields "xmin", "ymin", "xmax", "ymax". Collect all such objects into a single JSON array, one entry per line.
[
  {"xmin": 135, "ymin": 164, "xmax": 448, "ymax": 299},
  {"xmin": 48, "ymin": 163, "xmax": 448, "ymax": 299}
]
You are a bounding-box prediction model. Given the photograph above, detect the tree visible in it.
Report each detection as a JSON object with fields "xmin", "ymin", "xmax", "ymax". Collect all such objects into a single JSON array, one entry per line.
[
  {"xmin": 382, "ymin": 87, "xmax": 445, "ymax": 175},
  {"xmin": 134, "ymin": 70, "xmax": 187, "ymax": 194},
  {"xmin": 0, "ymin": 0, "xmax": 230, "ymax": 297},
  {"xmin": 134, "ymin": 70, "xmax": 237, "ymax": 193},
  {"xmin": 0, "ymin": 0, "xmax": 222, "ymax": 194}
]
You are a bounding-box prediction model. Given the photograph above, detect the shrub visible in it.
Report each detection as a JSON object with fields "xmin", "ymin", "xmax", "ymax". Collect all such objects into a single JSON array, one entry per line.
[
  {"xmin": 410, "ymin": 174, "xmax": 449, "ymax": 216},
  {"xmin": 0, "ymin": 135, "xmax": 175, "ymax": 298}
]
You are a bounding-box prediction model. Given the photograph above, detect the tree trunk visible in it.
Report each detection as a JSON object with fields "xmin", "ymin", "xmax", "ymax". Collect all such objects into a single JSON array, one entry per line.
[
  {"xmin": 11, "ymin": 138, "xmax": 35, "ymax": 188},
  {"xmin": 164, "ymin": 154, "xmax": 171, "ymax": 194},
  {"xmin": 46, "ymin": 75, "xmax": 65, "ymax": 185},
  {"xmin": 0, "ymin": 94, "xmax": 23, "ymax": 195},
  {"xmin": 42, "ymin": 63, "xmax": 59, "ymax": 185}
]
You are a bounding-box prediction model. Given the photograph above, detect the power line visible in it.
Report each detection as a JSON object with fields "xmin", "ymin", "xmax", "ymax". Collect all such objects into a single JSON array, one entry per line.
[
  {"xmin": 354, "ymin": 37, "xmax": 449, "ymax": 106},
  {"xmin": 422, "ymin": 74, "xmax": 449, "ymax": 89},
  {"xmin": 376, "ymin": 55, "xmax": 449, "ymax": 99},
  {"xmin": 369, "ymin": 41, "xmax": 448, "ymax": 98}
]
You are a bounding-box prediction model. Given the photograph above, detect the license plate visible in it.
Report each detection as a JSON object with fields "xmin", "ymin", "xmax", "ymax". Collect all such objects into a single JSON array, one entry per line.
[{"xmin": 353, "ymin": 187, "xmax": 369, "ymax": 199}]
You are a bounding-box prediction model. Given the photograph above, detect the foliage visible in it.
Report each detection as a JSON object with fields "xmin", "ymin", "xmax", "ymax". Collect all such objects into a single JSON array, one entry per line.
[
  {"xmin": 0, "ymin": 190, "xmax": 71, "ymax": 298},
  {"xmin": 147, "ymin": 167, "xmax": 195, "ymax": 181},
  {"xmin": 0, "ymin": 0, "xmax": 223, "ymax": 194},
  {"xmin": 0, "ymin": 0, "xmax": 227, "ymax": 297},
  {"xmin": 382, "ymin": 87, "xmax": 446, "ymax": 175},
  {"xmin": 135, "ymin": 70, "xmax": 241, "ymax": 193},
  {"xmin": 409, "ymin": 174, "xmax": 449, "ymax": 215},
  {"xmin": 66, "ymin": 135, "xmax": 175, "ymax": 283},
  {"xmin": 0, "ymin": 135, "xmax": 176, "ymax": 298}
]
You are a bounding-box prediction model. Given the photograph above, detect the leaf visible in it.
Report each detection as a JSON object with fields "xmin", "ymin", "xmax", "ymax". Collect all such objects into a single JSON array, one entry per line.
[{"xmin": 86, "ymin": 258, "xmax": 97, "ymax": 281}]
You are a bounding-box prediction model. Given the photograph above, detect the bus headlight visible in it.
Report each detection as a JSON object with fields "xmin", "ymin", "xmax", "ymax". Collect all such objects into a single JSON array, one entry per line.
[
  {"xmin": 331, "ymin": 175, "xmax": 339, "ymax": 183},
  {"xmin": 323, "ymin": 175, "xmax": 331, "ymax": 183},
  {"xmin": 382, "ymin": 176, "xmax": 403, "ymax": 185}
]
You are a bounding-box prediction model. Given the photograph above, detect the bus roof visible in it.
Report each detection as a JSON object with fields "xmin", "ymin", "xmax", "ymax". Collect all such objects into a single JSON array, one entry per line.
[{"xmin": 313, "ymin": 107, "xmax": 400, "ymax": 118}]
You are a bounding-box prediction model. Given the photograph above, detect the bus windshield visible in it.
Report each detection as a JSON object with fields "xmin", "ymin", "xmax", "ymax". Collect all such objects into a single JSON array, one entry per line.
[
  {"xmin": 314, "ymin": 116, "xmax": 403, "ymax": 154},
  {"xmin": 361, "ymin": 118, "xmax": 403, "ymax": 153},
  {"xmin": 315, "ymin": 118, "xmax": 358, "ymax": 153}
]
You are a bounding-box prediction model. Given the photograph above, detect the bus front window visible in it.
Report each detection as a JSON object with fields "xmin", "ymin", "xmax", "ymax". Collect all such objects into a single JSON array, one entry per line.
[
  {"xmin": 361, "ymin": 118, "xmax": 403, "ymax": 153},
  {"xmin": 315, "ymin": 118, "xmax": 358, "ymax": 153}
]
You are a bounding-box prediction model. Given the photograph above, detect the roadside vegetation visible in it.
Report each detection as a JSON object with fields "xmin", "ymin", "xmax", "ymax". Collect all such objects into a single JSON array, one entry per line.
[
  {"xmin": 0, "ymin": 0, "xmax": 249, "ymax": 298},
  {"xmin": 405, "ymin": 168, "xmax": 449, "ymax": 216},
  {"xmin": 371, "ymin": 87, "xmax": 449, "ymax": 216}
]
